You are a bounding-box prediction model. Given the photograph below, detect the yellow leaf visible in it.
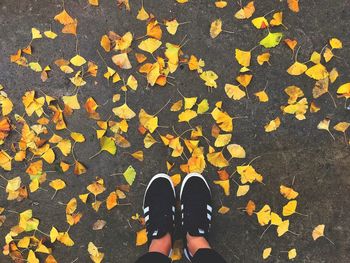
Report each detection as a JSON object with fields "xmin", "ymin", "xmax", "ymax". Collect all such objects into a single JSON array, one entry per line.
[
  {"xmin": 31, "ymin": 28, "xmax": 42, "ymax": 39},
  {"xmin": 313, "ymin": 78, "xmax": 329, "ymax": 98},
  {"xmin": 329, "ymin": 68, "xmax": 339, "ymax": 83},
  {"xmin": 264, "ymin": 117, "xmax": 281, "ymax": 132},
  {"xmin": 66, "ymin": 198, "xmax": 77, "ymax": 214},
  {"xmin": 252, "ymin": 17, "xmax": 269, "ymax": 29},
  {"xmin": 87, "ymin": 179, "xmax": 105, "ymax": 196},
  {"xmin": 254, "ymin": 90, "xmax": 269, "ymax": 102},
  {"xmin": 100, "ymin": 136, "xmax": 117, "ymax": 155},
  {"xmin": 137, "ymin": 6, "xmax": 149, "ymax": 21},
  {"xmin": 214, "ymin": 179, "xmax": 230, "ymax": 196},
  {"xmin": 115, "ymin": 32, "xmax": 133, "ymax": 51},
  {"xmin": 263, "ymin": 247, "xmax": 272, "ymax": 259},
  {"xmin": 235, "ymin": 1, "xmax": 255, "ymax": 19},
  {"xmin": 280, "ymin": 185, "xmax": 299, "ymax": 200},
  {"xmin": 27, "ymin": 250, "xmax": 39, "ymax": 263},
  {"xmin": 330, "ymin": 38, "xmax": 342, "ymax": 49},
  {"xmin": 123, "ymin": 165, "xmax": 136, "ymax": 185},
  {"xmin": 70, "ymin": 54, "xmax": 86, "ymax": 67},
  {"xmin": 139, "ymin": 109, "xmax": 158, "ymax": 132},
  {"xmin": 44, "ymin": 30, "xmax": 57, "ymax": 39},
  {"xmin": 49, "ymin": 179, "xmax": 66, "ymax": 191},
  {"xmin": 270, "ymin": 12, "xmax": 284, "ymax": 26},
  {"xmin": 256, "ymin": 205, "xmax": 271, "ymax": 226},
  {"xmin": 257, "ymin": 52, "xmax": 271, "ymax": 65},
  {"xmin": 312, "ymin": 224, "xmax": 325, "ymax": 240},
  {"xmin": 282, "ymin": 200, "xmax": 297, "ymax": 216},
  {"xmin": 113, "ymin": 103, "xmax": 136, "ymax": 119},
  {"xmin": 138, "ymin": 38, "xmax": 162, "ymax": 54},
  {"xmin": 337, "ymin": 83, "xmax": 350, "ymax": 98},
  {"xmin": 271, "ymin": 212, "xmax": 283, "ymax": 226},
  {"xmin": 218, "ymin": 206, "xmax": 230, "ymax": 214},
  {"xmin": 88, "ymin": 242, "xmax": 105, "ymax": 263},
  {"xmin": 100, "ymin": 35, "xmax": 111, "ymax": 52},
  {"xmin": 18, "ymin": 236, "xmax": 30, "ymax": 248},
  {"xmin": 215, "ymin": 1, "xmax": 227, "ymax": 8},
  {"xmin": 287, "ymin": 61, "xmax": 308, "ymax": 76},
  {"xmin": 210, "ymin": 19, "xmax": 222, "ymax": 38},
  {"xmin": 317, "ymin": 118, "xmax": 332, "ymax": 137},
  {"xmin": 56, "ymin": 139, "xmax": 71, "ymax": 156},
  {"xmin": 178, "ymin": 109, "xmax": 197, "ymax": 123},
  {"xmin": 144, "ymin": 133, "xmax": 157, "ymax": 148},
  {"xmin": 224, "ymin": 84, "xmax": 246, "ymax": 100},
  {"xmin": 334, "ymin": 122, "xmax": 350, "ymax": 133},
  {"xmin": 197, "ymin": 99, "xmax": 209, "ymax": 114},
  {"xmin": 36, "ymin": 242, "xmax": 51, "ymax": 254},
  {"xmin": 236, "ymin": 74, "xmax": 252, "ymax": 87},
  {"xmin": 214, "ymin": 134, "xmax": 232, "ymax": 147},
  {"xmin": 237, "ymin": 165, "xmax": 263, "ymax": 184},
  {"xmin": 171, "ymin": 174, "xmax": 181, "ymax": 187},
  {"xmin": 29, "ymin": 62, "xmax": 43, "ymax": 72},
  {"xmin": 235, "ymin": 49, "xmax": 251, "ymax": 67},
  {"xmin": 62, "ymin": 94, "xmax": 80, "ymax": 109},
  {"xmin": 41, "ymin": 148, "xmax": 55, "ymax": 164},
  {"xmin": 131, "ymin": 150, "xmax": 144, "ymax": 161},
  {"xmin": 74, "ymin": 161, "xmax": 87, "ymax": 175},
  {"xmin": 45, "ymin": 255, "xmax": 58, "ymax": 263},
  {"xmin": 88, "ymin": 0, "xmax": 99, "ymax": 6},
  {"xmin": 106, "ymin": 192, "xmax": 118, "ymax": 210},
  {"xmin": 70, "ymin": 132, "xmax": 85, "ymax": 142},
  {"xmin": 237, "ymin": 185, "xmax": 249, "ymax": 196},
  {"xmin": 277, "ymin": 220, "xmax": 289, "ymax": 237},
  {"xmin": 165, "ymin": 19, "xmax": 180, "ymax": 35},
  {"xmin": 70, "ymin": 71, "xmax": 86, "ymax": 87},
  {"xmin": 127, "ymin": 75, "xmax": 138, "ymax": 90},
  {"xmin": 310, "ymin": 51, "xmax": 321, "ymax": 64},
  {"xmin": 184, "ymin": 97, "xmax": 197, "ymax": 110},
  {"xmin": 227, "ymin": 144, "xmax": 246, "ymax": 158},
  {"xmin": 136, "ymin": 228, "xmax": 148, "ymax": 246},
  {"xmin": 323, "ymin": 48, "xmax": 334, "ymax": 62},
  {"xmin": 112, "ymin": 53, "xmax": 132, "ymax": 69},
  {"xmin": 260, "ymin": 32, "xmax": 283, "ymax": 48},
  {"xmin": 283, "ymin": 98, "xmax": 308, "ymax": 120},
  {"xmin": 305, "ymin": 64, "xmax": 329, "ymax": 80},
  {"xmin": 200, "ymin": 70, "xmax": 218, "ymax": 88},
  {"xmin": 79, "ymin": 193, "xmax": 89, "ymax": 203},
  {"xmin": 207, "ymin": 152, "xmax": 229, "ymax": 168},
  {"xmin": 288, "ymin": 248, "xmax": 297, "ymax": 260},
  {"xmin": 6, "ymin": 176, "xmax": 21, "ymax": 192},
  {"xmin": 57, "ymin": 232, "xmax": 74, "ymax": 246}
]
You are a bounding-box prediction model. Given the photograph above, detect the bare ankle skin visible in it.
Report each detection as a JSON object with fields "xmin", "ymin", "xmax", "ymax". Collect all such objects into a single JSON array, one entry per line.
[
  {"xmin": 186, "ymin": 233, "xmax": 211, "ymax": 256},
  {"xmin": 149, "ymin": 233, "xmax": 172, "ymax": 256}
]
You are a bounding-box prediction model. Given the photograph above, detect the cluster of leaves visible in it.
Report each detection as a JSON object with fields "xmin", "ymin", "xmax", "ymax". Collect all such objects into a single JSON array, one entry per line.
[{"xmin": 0, "ymin": 0, "xmax": 344, "ymax": 262}]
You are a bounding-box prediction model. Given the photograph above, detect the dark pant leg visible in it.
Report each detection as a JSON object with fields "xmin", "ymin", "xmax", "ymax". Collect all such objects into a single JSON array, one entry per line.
[
  {"xmin": 192, "ymin": 248, "xmax": 227, "ymax": 263},
  {"xmin": 135, "ymin": 252, "xmax": 171, "ymax": 263}
]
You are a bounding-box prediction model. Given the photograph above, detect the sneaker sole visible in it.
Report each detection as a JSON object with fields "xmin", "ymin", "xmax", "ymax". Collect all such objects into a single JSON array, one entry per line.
[{"xmin": 142, "ymin": 173, "xmax": 176, "ymax": 210}]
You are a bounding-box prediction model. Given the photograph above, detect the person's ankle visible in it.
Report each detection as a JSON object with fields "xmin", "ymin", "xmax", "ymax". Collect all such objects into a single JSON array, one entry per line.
[
  {"xmin": 149, "ymin": 232, "xmax": 172, "ymax": 256},
  {"xmin": 186, "ymin": 233, "xmax": 211, "ymax": 256}
]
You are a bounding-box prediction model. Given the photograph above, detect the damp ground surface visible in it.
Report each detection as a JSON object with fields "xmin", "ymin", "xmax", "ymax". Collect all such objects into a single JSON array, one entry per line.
[{"xmin": 0, "ymin": 0, "xmax": 350, "ymax": 262}]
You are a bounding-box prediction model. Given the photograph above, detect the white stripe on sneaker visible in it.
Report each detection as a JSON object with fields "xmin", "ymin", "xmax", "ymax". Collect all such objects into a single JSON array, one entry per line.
[
  {"xmin": 144, "ymin": 206, "xmax": 149, "ymax": 214},
  {"xmin": 207, "ymin": 204, "xmax": 212, "ymax": 212}
]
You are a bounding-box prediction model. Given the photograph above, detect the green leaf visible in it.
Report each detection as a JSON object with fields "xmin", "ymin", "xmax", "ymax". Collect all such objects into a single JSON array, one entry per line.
[
  {"xmin": 123, "ymin": 165, "xmax": 136, "ymax": 186},
  {"xmin": 100, "ymin": 136, "xmax": 116, "ymax": 155},
  {"xmin": 260, "ymin": 32, "xmax": 283, "ymax": 48}
]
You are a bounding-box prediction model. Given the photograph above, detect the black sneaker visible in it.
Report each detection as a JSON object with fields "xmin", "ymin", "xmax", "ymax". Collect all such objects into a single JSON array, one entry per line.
[
  {"xmin": 143, "ymin": 173, "xmax": 176, "ymax": 246},
  {"xmin": 180, "ymin": 173, "xmax": 212, "ymax": 261}
]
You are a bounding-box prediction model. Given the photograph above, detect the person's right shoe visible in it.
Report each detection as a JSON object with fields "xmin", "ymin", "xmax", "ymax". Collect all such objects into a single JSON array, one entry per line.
[{"xmin": 180, "ymin": 173, "xmax": 212, "ymax": 261}]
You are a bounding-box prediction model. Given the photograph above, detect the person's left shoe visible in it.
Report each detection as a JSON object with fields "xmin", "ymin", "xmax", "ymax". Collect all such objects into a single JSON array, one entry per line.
[{"xmin": 143, "ymin": 173, "xmax": 176, "ymax": 245}]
